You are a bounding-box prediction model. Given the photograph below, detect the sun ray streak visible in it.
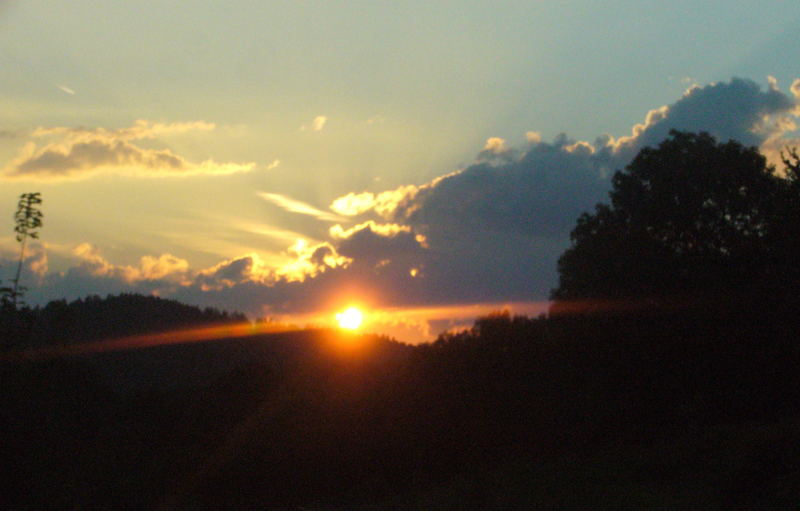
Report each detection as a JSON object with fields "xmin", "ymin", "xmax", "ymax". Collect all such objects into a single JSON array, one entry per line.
[{"xmin": 0, "ymin": 321, "xmax": 299, "ymax": 363}]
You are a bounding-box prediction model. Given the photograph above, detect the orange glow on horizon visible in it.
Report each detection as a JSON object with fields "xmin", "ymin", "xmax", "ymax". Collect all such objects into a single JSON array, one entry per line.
[{"xmin": 270, "ymin": 300, "xmax": 551, "ymax": 343}]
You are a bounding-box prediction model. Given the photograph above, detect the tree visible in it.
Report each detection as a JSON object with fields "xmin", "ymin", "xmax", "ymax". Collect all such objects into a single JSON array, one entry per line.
[
  {"xmin": 10, "ymin": 192, "xmax": 43, "ymax": 308},
  {"xmin": 552, "ymin": 131, "xmax": 788, "ymax": 305},
  {"xmin": 781, "ymin": 146, "xmax": 800, "ymax": 183}
]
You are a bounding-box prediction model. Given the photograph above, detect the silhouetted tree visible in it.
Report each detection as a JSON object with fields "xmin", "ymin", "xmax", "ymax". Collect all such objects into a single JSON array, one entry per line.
[
  {"xmin": 10, "ymin": 192, "xmax": 43, "ymax": 308},
  {"xmin": 552, "ymin": 131, "xmax": 790, "ymax": 305},
  {"xmin": 782, "ymin": 146, "xmax": 800, "ymax": 182}
]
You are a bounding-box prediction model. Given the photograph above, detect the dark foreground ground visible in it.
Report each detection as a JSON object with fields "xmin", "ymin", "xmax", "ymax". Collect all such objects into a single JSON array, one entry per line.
[{"xmin": 3, "ymin": 306, "xmax": 800, "ymax": 510}]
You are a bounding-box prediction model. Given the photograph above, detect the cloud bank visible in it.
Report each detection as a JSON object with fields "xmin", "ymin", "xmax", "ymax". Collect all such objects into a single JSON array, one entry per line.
[{"xmin": 8, "ymin": 78, "xmax": 800, "ymax": 340}]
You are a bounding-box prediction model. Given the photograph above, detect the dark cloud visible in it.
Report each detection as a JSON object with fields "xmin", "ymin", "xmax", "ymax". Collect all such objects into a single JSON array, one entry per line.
[
  {"xmin": 334, "ymin": 77, "xmax": 800, "ymax": 304},
  {"xmin": 333, "ymin": 222, "xmax": 426, "ymax": 266},
  {"xmin": 402, "ymin": 135, "xmax": 610, "ymax": 239},
  {"xmin": 194, "ymin": 256, "xmax": 255, "ymax": 289},
  {"xmin": 613, "ymin": 77, "xmax": 798, "ymax": 157}
]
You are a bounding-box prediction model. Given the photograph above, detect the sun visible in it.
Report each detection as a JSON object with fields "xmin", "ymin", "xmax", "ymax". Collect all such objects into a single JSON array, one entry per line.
[{"xmin": 336, "ymin": 306, "xmax": 363, "ymax": 330}]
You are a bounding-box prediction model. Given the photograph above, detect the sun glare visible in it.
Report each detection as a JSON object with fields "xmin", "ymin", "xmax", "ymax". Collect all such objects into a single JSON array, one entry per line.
[{"xmin": 336, "ymin": 306, "xmax": 363, "ymax": 330}]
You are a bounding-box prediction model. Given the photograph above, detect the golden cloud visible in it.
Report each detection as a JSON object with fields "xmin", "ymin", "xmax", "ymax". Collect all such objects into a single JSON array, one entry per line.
[
  {"xmin": 3, "ymin": 120, "xmax": 254, "ymax": 180},
  {"xmin": 275, "ymin": 239, "xmax": 351, "ymax": 282},
  {"xmin": 329, "ymin": 221, "xmax": 412, "ymax": 240},
  {"xmin": 329, "ymin": 184, "xmax": 420, "ymax": 219},
  {"xmin": 74, "ymin": 243, "xmax": 191, "ymax": 284}
]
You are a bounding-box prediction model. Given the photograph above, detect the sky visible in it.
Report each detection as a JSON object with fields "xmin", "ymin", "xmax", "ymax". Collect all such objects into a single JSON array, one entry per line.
[{"xmin": 1, "ymin": 0, "xmax": 799, "ymax": 341}]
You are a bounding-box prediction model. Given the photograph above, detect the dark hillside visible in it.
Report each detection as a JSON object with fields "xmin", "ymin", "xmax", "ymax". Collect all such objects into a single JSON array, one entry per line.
[{"xmin": 3, "ymin": 301, "xmax": 800, "ymax": 509}]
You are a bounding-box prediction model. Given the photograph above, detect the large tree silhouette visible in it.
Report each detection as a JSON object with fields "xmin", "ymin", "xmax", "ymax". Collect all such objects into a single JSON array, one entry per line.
[{"xmin": 552, "ymin": 131, "xmax": 790, "ymax": 304}]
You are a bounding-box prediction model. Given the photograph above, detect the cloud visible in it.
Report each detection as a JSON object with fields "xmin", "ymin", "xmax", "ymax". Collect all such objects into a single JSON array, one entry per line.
[
  {"xmin": 192, "ymin": 254, "xmax": 269, "ymax": 291},
  {"xmin": 312, "ymin": 116, "xmax": 327, "ymax": 131},
  {"xmin": 0, "ymin": 243, "xmax": 49, "ymax": 285},
  {"xmin": 274, "ymin": 240, "xmax": 350, "ymax": 282},
  {"xmin": 325, "ymin": 77, "xmax": 800, "ymax": 304},
  {"xmin": 609, "ymin": 77, "xmax": 797, "ymax": 156},
  {"xmin": 525, "ymin": 131, "xmax": 542, "ymax": 144},
  {"xmin": 483, "ymin": 136, "xmax": 509, "ymax": 154},
  {"xmin": 329, "ymin": 185, "xmax": 422, "ymax": 217},
  {"xmin": 329, "ymin": 220, "xmax": 412, "ymax": 240},
  {"xmin": 10, "ymin": 77, "xmax": 800, "ymax": 341},
  {"xmin": 73, "ymin": 243, "xmax": 190, "ymax": 284},
  {"xmin": 258, "ymin": 192, "xmax": 347, "ymax": 222},
  {"xmin": 0, "ymin": 244, "xmax": 195, "ymax": 303},
  {"xmin": 346, "ymin": 77, "xmax": 800, "ymax": 233},
  {"xmin": 330, "ymin": 221, "xmax": 426, "ymax": 268},
  {"xmin": 2, "ymin": 120, "xmax": 255, "ymax": 180},
  {"xmin": 301, "ymin": 115, "xmax": 328, "ymax": 132}
]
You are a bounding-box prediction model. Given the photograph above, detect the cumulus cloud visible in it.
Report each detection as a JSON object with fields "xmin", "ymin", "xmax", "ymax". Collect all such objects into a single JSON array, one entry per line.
[
  {"xmin": 483, "ymin": 136, "xmax": 509, "ymax": 154},
  {"xmin": 0, "ymin": 244, "xmax": 194, "ymax": 303},
  {"xmin": 274, "ymin": 239, "xmax": 351, "ymax": 282},
  {"xmin": 342, "ymin": 78, "xmax": 800, "ymax": 234},
  {"xmin": 792, "ymin": 79, "xmax": 800, "ymax": 101},
  {"xmin": 525, "ymin": 131, "xmax": 542, "ymax": 144},
  {"xmin": 73, "ymin": 243, "xmax": 190, "ymax": 284},
  {"xmin": 609, "ymin": 77, "xmax": 797, "ymax": 157},
  {"xmin": 0, "ymin": 243, "xmax": 49, "ymax": 286},
  {"xmin": 2, "ymin": 120, "xmax": 255, "ymax": 180},
  {"xmin": 325, "ymin": 77, "xmax": 800, "ymax": 304}
]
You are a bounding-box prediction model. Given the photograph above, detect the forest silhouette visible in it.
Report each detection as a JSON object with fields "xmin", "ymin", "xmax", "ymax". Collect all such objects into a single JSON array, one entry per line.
[{"xmin": 3, "ymin": 132, "xmax": 800, "ymax": 509}]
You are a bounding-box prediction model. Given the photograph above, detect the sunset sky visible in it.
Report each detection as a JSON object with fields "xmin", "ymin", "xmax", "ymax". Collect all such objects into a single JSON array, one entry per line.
[{"xmin": 1, "ymin": 1, "xmax": 799, "ymax": 341}]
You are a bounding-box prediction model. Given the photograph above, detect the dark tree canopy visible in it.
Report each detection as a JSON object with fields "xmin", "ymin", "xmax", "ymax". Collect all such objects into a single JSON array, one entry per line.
[{"xmin": 552, "ymin": 131, "xmax": 796, "ymax": 304}]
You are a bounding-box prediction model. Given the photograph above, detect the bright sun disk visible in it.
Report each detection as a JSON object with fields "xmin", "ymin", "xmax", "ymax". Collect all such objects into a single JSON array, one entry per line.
[{"xmin": 336, "ymin": 306, "xmax": 363, "ymax": 330}]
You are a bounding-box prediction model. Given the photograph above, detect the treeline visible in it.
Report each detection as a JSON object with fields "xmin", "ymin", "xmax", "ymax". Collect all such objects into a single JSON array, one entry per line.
[
  {"xmin": 4, "ymin": 304, "xmax": 799, "ymax": 509},
  {"xmin": 1, "ymin": 293, "xmax": 246, "ymax": 348}
]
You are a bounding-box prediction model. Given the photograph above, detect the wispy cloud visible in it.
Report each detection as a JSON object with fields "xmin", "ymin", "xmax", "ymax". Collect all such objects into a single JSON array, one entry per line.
[
  {"xmin": 57, "ymin": 85, "xmax": 75, "ymax": 95},
  {"xmin": 258, "ymin": 192, "xmax": 346, "ymax": 222}
]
